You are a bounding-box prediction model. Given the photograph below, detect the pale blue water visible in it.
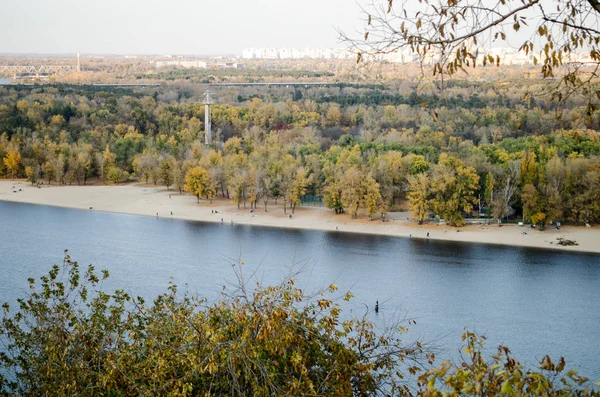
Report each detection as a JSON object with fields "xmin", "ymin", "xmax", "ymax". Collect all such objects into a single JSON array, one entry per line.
[{"xmin": 1, "ymin": 201, "xmax": 599, "ymax": 379}]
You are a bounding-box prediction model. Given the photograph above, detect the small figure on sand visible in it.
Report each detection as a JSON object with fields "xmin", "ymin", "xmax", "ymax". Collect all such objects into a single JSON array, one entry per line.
[
  {"xmin": 427, "ymin": 232, "xmax": 430, "ymax": 237},
  {"xmin": 170, "ymin": 211, "xmax": 173, "ymax": 215},
  {"xmin": 289, "ymin": 214, "xmax": 292, "ymax": 219},
  {"xmin": 221, "ymin": 218, "xmax": 223, "ymax": 224},
  {"xmin": 156, "ymin": 213, "xmax": 159, "ymax": 217},
  {"xmin": 375, "ymin": 300, "xmax": 379, "ymax": 313}
]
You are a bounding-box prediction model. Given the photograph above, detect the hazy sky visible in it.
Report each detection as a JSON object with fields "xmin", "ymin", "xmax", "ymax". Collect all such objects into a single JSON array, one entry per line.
[{"xmin": 1, "ymin": 0, "xmax": 366, "ymax": 55}]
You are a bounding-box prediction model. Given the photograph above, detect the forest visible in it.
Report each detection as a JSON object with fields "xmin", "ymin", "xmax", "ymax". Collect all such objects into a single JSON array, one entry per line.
[{"xmin": 1, "ymin": 80, "xmax": 599, "ymax": 228}]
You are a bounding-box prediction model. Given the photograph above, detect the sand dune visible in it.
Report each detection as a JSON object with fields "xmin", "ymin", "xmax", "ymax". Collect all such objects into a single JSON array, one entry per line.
[{"xmin": 1, "ymin": 180, "xmax": 599, "ymax": 254}]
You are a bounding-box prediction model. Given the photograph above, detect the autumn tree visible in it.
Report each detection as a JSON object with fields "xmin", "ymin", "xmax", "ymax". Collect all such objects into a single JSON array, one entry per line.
[
  {"xmin": 106, "ymin": 167, "xmax": 126, "ymax": 184},
  {"xmin": 229, "ymin": 170, "xmax": 249, "ymax": 209},
  {"xmin": 493, "ymin": 160, "xmax": 521, "ymax": 220},
  {"xmin": 2, "ymin": 254, "xmax": 597, "ymax": 396},
  {"xmin": 324, "ymin": 145, "xmax": 364, "ymax": 215},
  {"xmin": 0, "ymin": 254, "xmax": 433, "ymax": 396},
  {"xmin": 42, "ymin": 160, "xmax": 55, "ymax": 185},
  {"xmin": 53, "ymin": 154, "xmax": 66, "ymax": 185},
  {"xmin": 408, "ymin": 173, "xmax": 431, "ymax": 223},
  {"xmin": 363, "ymin": 175, "xmax": 383, "ymax": 220},
  {"xmin": 348, "ymin": 0, "xmax": 600, "ymax": 111},
  {"xmin": 25, "ymin": 165, "xmax": 38, "ymax": 185},
  {"xmin": 158, "ymin": 159, "xmax": 174, "ymax": 189},
  {"xmin": 565, "ymin": 157, "xmax": 600, "ymax": 224},
  {"xmin": 185, "ymin": 166, "xmax": 210, "ymax": 203},
  {"xmin": 290, "ymin": 167, "xmax": 310, "ymax": 214},
  {"xmin": 521, "ymin": 183, "xmax": 560, "ymax": 230},
  {"xmin": 3, "ymin": 145, "xmax": 21, "ymax": 180},
  {"xmin": 419, "ymin": 331, "xmax": 600, "ymax": 396},
  {"xmin": 430, "ymin": 154, "xmax": 480, "ymax": 227},
  {"xmin": 279, "ymin": 155, "xmax": 300, "ymax": 215},
  {"xmin": 132, "ymin": 150, "xmax": 159, "ymax": 184},
  {"xmin": 370, "ymin": 150, "xmax": 406, "ymax": 213}
]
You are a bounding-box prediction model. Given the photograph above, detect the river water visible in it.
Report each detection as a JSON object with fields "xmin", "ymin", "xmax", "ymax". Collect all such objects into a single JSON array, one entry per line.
[{"xmin": 1, "ymin": 201, "xmax": 599, "ymax": 379}]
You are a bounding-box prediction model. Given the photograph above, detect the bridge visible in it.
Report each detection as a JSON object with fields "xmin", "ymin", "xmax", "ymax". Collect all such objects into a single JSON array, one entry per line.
[{"xmin": 0, "ymin": 65, "xmax": 80, "ymax": 79}]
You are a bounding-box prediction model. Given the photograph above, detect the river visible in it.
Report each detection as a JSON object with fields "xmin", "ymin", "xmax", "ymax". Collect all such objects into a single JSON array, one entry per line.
[{"xmin": 1, "ymin": 200, "xmax": 599, "ymax": 379}]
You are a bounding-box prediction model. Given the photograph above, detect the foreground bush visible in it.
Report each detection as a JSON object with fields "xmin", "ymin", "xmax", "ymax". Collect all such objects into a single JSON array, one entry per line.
[{"xmin": 0, "ymin": 252, "xmax": 598, "ymax": 396}]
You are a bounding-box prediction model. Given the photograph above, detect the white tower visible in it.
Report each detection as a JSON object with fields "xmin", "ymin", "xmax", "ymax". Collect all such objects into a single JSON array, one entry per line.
[
  {"xmin": 76, "ymin": 52, "xmax": 81, "ymax": 72},
  {"xmin": 204, "ymin": 91, "xmax": 213, "ymax": 145}
]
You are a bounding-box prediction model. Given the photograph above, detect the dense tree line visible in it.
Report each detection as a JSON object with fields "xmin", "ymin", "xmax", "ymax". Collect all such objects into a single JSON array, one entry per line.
[{"xmin": 1, "ymin": 85, "xmax": 600, "ymax": 228}]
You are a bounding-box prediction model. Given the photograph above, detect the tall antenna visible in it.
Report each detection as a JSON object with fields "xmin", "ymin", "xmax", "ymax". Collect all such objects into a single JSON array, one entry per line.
[{"xmin": 203, "ymin": 91, "xmax": 214, "ymax": 145}]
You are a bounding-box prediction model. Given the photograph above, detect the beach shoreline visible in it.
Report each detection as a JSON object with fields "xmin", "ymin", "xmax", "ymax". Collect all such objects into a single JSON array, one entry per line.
[{"xmin": 2, "ymin": 180, "xmax": 599, "ymax": 254}]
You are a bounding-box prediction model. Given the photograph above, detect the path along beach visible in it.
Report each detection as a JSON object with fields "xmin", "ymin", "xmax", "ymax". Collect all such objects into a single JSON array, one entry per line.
[{"xmin": 1, "ymin": 180, "xmax": 599, "ymax": 254}]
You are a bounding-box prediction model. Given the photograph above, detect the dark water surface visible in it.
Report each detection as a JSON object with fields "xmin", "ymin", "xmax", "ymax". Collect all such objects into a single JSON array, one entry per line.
[{"xmin": 1, "ymin": 201, "xmax": 599, "ymax": 379}]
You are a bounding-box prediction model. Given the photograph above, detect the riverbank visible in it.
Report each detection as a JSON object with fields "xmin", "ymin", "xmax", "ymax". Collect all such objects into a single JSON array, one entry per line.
[{"xmin": 2, "ymin": 180, "xmax": 599, "ymax": 254}]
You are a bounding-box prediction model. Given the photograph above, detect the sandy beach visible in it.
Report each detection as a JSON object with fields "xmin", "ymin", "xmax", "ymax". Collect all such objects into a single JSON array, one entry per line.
[{"xmin": 1, "ymin": 180, "xmax": 599, "ymax": 254}]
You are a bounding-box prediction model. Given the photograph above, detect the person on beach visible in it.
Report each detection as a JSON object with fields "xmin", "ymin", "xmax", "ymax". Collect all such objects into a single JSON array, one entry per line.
[
  {"xmin": 375, "ymin": 301, "xmax": 379, "ymax": 313},
  {"xmin": 427, "ymin": 232, "xmax": 430, "ymax": 237}
]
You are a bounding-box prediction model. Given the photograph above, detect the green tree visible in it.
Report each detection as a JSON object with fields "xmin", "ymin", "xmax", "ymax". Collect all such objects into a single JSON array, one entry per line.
[
  {"xmin": 430, "ymin": 154, "xmax": 480, "ymax": 227},
  {"xmin": 290, "ymin": 167, "xmax": 310, "ymax": 214},
  {"xmin": 408, "ymin": 173, "xmax": 431, "ymax": 223},
  {"xmin": 522, "ymin": 183, "xmax": 560, "ymax": 230},
  {"xmin": 25, "ymin": 165, "xmax": 38, "ymax": 185},
  {"xmin": 106, "ymin": 166, "xmax": 125, "ymax": 184},
  {"xmin": 42, "ymin": 160, "xmax": 55, "ymax": 185},
  {"xmin": 158, "ymin": 159, "xmax": 174, "ymax": 189},
  {"xmin": 364, "ymin": 175, "xmax": 382, "ymax": 220}
]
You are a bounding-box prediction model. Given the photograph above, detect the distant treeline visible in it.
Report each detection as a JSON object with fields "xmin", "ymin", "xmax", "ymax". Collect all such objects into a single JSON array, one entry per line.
[{"xmin": 1, "ymin": 83, "xmax": 599, "ymax": 227}]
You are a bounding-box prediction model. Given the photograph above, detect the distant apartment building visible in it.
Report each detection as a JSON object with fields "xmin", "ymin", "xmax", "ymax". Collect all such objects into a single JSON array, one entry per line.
[
  {"xmin": 241, "ymin": 46, "xmax": 596, "ymax": 67},
  {"xmin": 241, "ymin": 47, "xmax": 354, "ymax": 60},
  {"xmin": 154, "ymin": 60, "xmax": 208, "ymax": 68},
  {"xmin": 153, "ymin": 60, "xmax": 243, "ymax": 69}
]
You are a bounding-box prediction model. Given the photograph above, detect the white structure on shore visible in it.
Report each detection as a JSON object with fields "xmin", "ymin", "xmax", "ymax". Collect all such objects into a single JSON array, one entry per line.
[{"xmin": 204, "ymin": 91, "xmax": 213, "ymax": 145}]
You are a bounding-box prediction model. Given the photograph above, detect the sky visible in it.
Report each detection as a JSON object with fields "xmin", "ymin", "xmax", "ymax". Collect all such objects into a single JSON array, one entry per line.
[{"xmin": 0, "ymin": 0, "xmax": 366, "ymax": 55}]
